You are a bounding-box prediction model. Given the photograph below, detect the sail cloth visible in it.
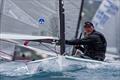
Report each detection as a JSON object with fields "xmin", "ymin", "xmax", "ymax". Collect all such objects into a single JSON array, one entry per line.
[
  {"xmin": 64, "ymin": 0, "xmax": 82, "ymax": 39},
  {"xmin": 0, "ymin": 0, "xmax": 83, "ymax": 40},
  {"xmin": 92, "ymin": 0, "xmax": 120, "ymax": 29},
  {"xmin": 1, "ymin": 0, "xmax": 59, "ymax": 37}
]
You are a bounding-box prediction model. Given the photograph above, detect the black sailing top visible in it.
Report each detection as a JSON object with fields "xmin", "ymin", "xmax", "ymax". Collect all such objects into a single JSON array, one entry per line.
[{"xmin": 66, "ymin": 30, "xmax": 107, "ymax": 61}]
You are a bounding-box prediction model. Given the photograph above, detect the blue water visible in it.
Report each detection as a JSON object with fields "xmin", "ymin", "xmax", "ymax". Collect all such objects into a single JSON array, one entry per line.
[
  {"xmin": 0, "ymin": 68, "xmax": 120, "ymax": 80},
  {"xmin": 0, "ymin": 60, "xmax": 120, "ymax": 80}
]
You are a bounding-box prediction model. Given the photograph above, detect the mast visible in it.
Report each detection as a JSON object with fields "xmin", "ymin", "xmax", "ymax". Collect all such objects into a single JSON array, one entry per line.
[
  {"xmin": 72, "ymin": 0, "xmax": 84, "ymax": 55},
  {"xmin": 59, "ymin": 0, "xmax": 65, "ymax": 55}
]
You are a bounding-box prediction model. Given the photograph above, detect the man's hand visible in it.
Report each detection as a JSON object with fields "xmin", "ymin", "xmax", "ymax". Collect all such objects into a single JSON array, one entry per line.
[
  {"xmin": 74, "ymin": 45, "xmax": 85, "ymax": 53},
  {"xmin": 75, "ymin": 45, "xmax": 81, "ymax": 49}
]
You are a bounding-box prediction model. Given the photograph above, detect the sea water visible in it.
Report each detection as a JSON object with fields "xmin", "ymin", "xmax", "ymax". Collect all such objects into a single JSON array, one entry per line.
[{"xmin": 0, "ymin": 57, "xmax": 120, "ymax": 80}]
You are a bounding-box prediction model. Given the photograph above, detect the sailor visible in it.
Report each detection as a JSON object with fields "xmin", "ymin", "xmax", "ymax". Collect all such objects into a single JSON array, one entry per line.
[{"xmin": 66, "ymin": 22, "xmax": 107, "ymax": 61}]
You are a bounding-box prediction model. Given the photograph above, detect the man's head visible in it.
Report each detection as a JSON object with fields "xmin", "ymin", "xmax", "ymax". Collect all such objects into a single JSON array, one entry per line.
[{"xmin": 83, "ymin": 21, "xmax": 94, "ymax": 34}]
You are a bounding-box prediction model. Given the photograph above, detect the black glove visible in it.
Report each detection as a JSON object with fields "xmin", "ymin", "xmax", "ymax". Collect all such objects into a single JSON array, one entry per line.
[{"xmin": 75, "ymin": 45, "xmax": 81, "ymax": 49}]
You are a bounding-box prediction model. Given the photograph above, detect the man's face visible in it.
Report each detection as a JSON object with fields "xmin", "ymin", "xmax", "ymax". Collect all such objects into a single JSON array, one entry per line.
[{"xmin": 84, "ymin": 25, "xmax": 94, "ymax": 34}]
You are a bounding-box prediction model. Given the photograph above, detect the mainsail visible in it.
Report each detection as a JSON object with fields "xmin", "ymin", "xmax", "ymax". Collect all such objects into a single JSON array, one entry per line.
[{"xmin": 0, "ymin": 0, "xmax": 83, "ymax": 39}]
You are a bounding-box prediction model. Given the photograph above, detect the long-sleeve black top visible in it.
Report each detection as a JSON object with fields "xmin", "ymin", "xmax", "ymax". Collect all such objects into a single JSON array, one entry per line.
[{"xmin": 65, "ymin": 30, "xmax": 107, "ymax": 61}]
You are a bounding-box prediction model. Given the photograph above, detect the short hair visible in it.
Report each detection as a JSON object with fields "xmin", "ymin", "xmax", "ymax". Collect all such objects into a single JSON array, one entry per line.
[{"xmin": 84, "ymin": 21, "xmax": 94, "ymax": 28}]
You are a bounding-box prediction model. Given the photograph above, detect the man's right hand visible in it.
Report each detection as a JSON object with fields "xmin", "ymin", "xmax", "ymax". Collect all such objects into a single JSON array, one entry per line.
[{"xmin": 75, "ymin": 45, "xmax": 81, "ymax": 49}]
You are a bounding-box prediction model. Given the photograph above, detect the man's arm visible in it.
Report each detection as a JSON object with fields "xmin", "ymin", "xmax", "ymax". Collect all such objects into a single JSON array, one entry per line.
[
  {"xmin": 65, "ymin": 35, "xmax": 97, "ymax": 45},
  {"xmin": 65, "ymin": 39, "xmax": 80, "ymax": 45}
]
